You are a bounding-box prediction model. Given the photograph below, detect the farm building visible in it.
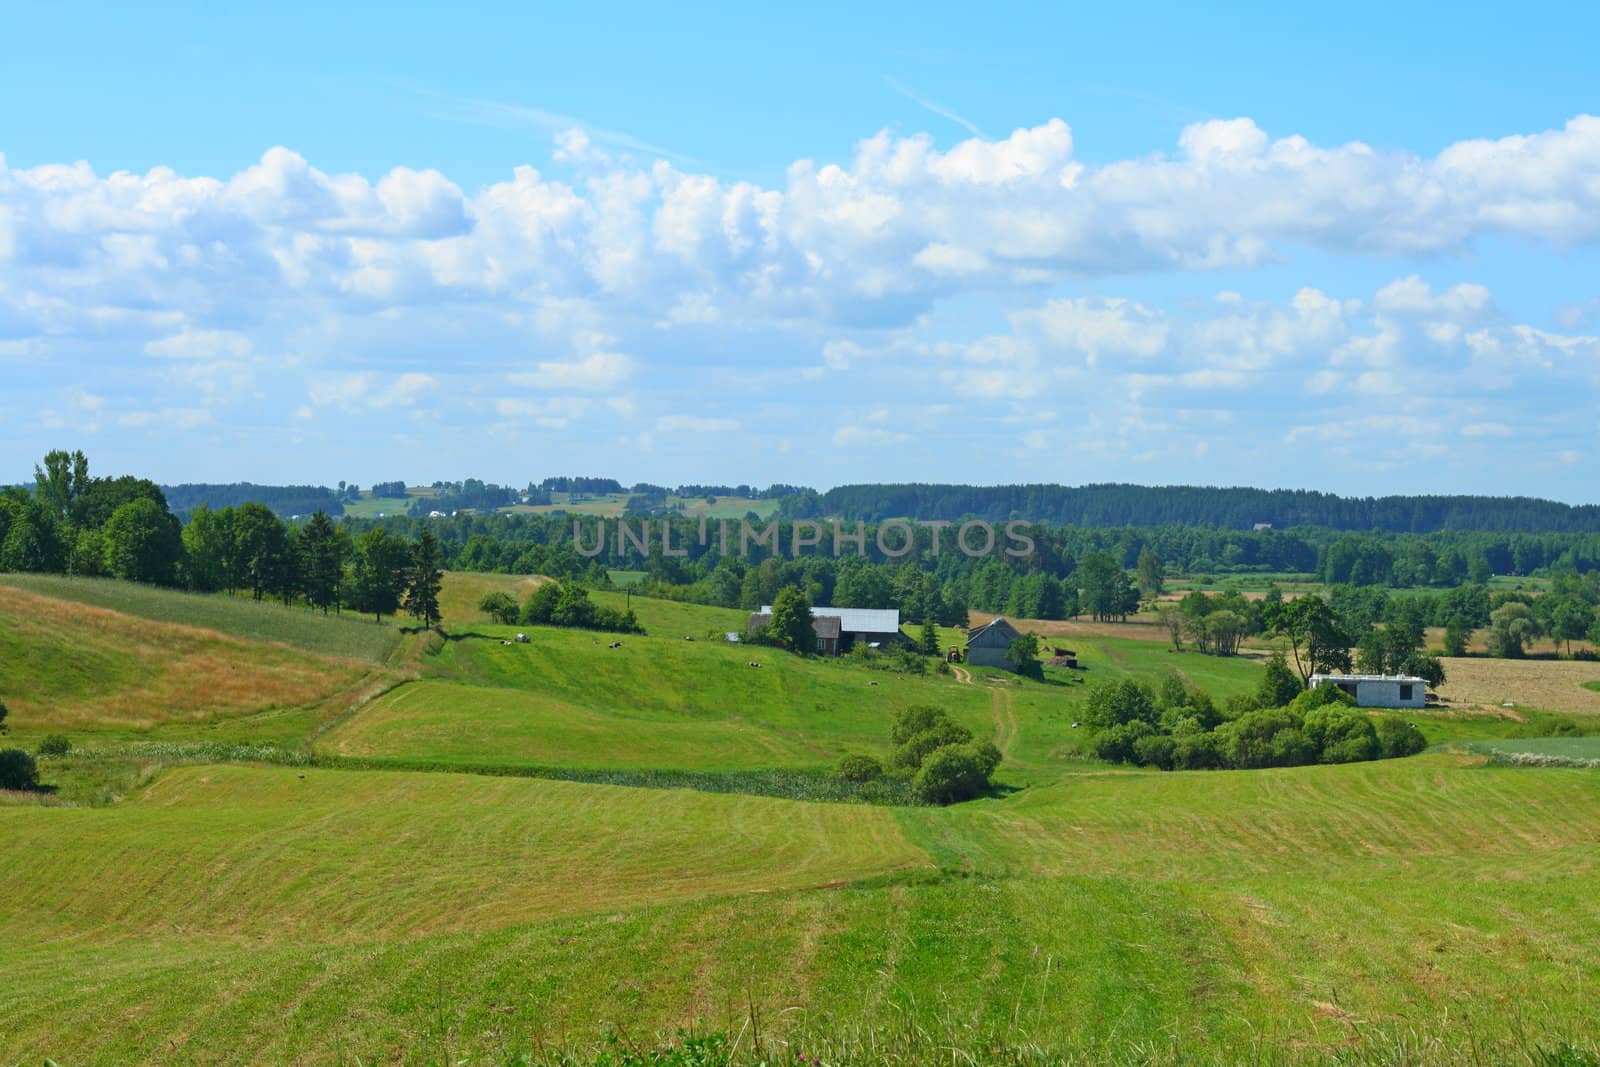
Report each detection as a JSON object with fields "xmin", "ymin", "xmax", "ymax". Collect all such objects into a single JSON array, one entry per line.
[
  {"xmin": 966, "ymin": 616, "xmax": 1023, "ymax": 670},
  {"xmin": 748, "ymin": 606, "xmax": 901, "ymax": 655},
  {"xmin": 1310, "ymin": 673, "xmax": 1428, "ymax": 708}
]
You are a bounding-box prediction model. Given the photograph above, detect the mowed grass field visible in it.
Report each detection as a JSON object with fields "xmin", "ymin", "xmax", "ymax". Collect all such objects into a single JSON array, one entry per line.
[
  {"xmin": 4, "ymin": 759, "xmax": 1600, "ymax": 1062},
  {"xmin": 5, "ymin": 575, "xmax": 1600, "ymax": 1063}
]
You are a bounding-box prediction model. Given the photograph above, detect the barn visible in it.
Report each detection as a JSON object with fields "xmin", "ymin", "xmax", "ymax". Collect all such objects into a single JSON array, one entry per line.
[
  {"xmin": 1309, "ymin": 673, "xmax": 1428, "ymax": 708},
  {"xmin": 966, "ymin": 616, "xmax": 1023, "ymax": 670},
  {"xmin": 747, "ymin": 607, "xmax": 897, "ymax": 655}
]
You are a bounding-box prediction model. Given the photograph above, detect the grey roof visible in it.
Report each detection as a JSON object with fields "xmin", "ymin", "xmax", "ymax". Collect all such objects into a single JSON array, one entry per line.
[
  {"xmin": 967, "ymin": 616, "xmax": 1022, "ymax": 647},
  {"xmin": 749, "ymin": 611, "xmax": 842, "ymax": 640},
  {"xmin": 760, "ymin": 605, "xmax": 901, "ymax": 634}
]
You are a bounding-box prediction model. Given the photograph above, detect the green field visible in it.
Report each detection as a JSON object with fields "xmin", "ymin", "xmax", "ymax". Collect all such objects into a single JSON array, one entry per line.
[
  {"xmin": 4, "ymin": 575, "xmax": 1600, "ymax": 1063},
  {"xmin": 0, "ymin": 572, "xmax": 401, "ymax": 663}
]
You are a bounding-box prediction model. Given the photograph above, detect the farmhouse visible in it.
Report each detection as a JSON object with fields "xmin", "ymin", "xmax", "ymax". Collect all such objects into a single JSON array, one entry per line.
[
  {"xmin": 966, "ymin": 616, "xmax": 1023, "ymax": 670},
  {"xmin": 748, "ymin": 606, "xmax": 902, "ymax": 655},
  {"xmin": 1310, "ymin": 673, "xmax": 1428, "ymax": 708}
]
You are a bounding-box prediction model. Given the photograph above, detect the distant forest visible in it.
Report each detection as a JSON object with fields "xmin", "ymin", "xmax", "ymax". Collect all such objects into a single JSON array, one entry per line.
[
  {"xmin": 776, "ymin": 483, "xmax": 1600, "ymax": 534},
  {"xmin": 162, "ymin": 483, "xmax": 346, "ymax": 519}
]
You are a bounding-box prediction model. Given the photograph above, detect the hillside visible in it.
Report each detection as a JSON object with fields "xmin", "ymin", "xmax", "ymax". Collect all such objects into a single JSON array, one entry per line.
[
  {"xmin": 0, "ymin": 585, "xmax": 379, "ymax": 743},
  {"xmin": 4, "ymin": 574, "xmax": 1600, "ymax": 1063}
]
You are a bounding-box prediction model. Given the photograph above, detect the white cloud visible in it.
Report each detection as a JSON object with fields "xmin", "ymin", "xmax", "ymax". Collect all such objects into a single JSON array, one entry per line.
[
  {"xmin": 512, "ymin": 351, "xmax": 634, "ymax": 392},
  {"xmin": 655, "ymin": 414, "xmax": 739, "ymax": 432},
  {"xmin": 143, "ymin": 328, "xmax": 253, "ymax": 360}
]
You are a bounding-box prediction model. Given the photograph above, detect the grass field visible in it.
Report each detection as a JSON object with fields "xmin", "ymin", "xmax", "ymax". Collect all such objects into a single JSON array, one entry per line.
[
  {"xmin": 1437, "ymin": 655, "xmax": 1600, "ymax": 714},
  {"xmin": 0, "ymin": 573, "xmax": 402, "ymax": 663},
  {"xmin": 4, "ymin": 759, "xmax": 1600, "ymax": 1063},
  {"xmin": 0, "ymin": 585, "xmax": 377, "ymax": 744},
  {"xmin": 6, "ymin": 576, "xmax": 1600, "ymax": 1064}
]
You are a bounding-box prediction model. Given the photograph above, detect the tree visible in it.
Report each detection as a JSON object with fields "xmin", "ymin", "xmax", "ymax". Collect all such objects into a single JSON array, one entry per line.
[
  {"xmin": 479, "ymin": 591, "xmax": 519, "ymax": 624},
  {"xmin": 0, "ymin": 748, "xmax": 39, "ymax": 791},
  {"xmin": 769, "ymin": 586, "xmax": 815, "ymax": 653},
  {"xmin": 33, "ymin": 448, "xmax": 89, "ymax": 525},
  {"xmin": 181, "ymin": 505, "xmax": 233, "ymax": 592},
  {"xmin": 1550, "ymin": 597, "xmax": 1592, "ymax": 657},
  {"xmin": 403, "ymin": 529, "xmax": 444, "ymax": 629},
  {"xmin": 1400, "ymin": 651, "xmax": 1447, "ymax": 689},
  {"xmin": 100, "ymin": 497, "xmax": 182, "ymax": 584},
  {"xmin": 1156, "ymin": 603, "xmax": 1184, "ymax": 652},
  {"xmin": 1263, "ymin": 596, "xmax": 1352, "ymax": 684},
  {"xmin": 1079, "ymin": 552, "xmax": 1137, "ymax": 622},
  {"xmin": 296, "ymin": 511, "xmax": 346, "ymax": 614},
  {"xmin": 1084, "ymin": 679, "xmax": 1159, "ymax": 731},
  {"xmin": 1443, "ymin": 616, "xmax": 1470, "ymax": 657},
  {"xmin": 232, "ymin": 502, "xmax": 291, "ymax": 601},
  {"xmin": 1136, "ymin": 546, "xmax": 1165, "ymax": 598},
  {"xmin": 1485, "ymin": 602, "xmax": 1540, "ymax": 659},
  {"xmin": 917, "ymin": 616, "xmax": 940, "ymax": 657},
  {"xmin": 1255, "ymin": 652, "xmax": 1304, "ymax": 708},
  {"xmin": 348, "ymin": 528, "xmax": 409, "ymax": 622},
  {"xmin": 1004, "ymin": 633, "xmax": 1043, "ymax": 679}
]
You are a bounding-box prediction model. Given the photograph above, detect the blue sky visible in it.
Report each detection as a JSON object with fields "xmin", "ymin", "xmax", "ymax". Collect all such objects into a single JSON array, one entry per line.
[{"xmin": 3, "ymin": 0, "xmax": 1598, "ymax": 498}]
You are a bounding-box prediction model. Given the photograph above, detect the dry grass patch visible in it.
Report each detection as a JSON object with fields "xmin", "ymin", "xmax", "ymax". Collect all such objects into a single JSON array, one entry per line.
[
  {"xmin": 0, "ymin": 587, "xmax": 372, "ymax": 732},
  {"xmin": 1437, "ymin": 656, "xmax": 1600, "ymax": 715}
]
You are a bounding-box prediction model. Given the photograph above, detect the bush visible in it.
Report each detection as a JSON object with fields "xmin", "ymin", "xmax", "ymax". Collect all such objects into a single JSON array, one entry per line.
[
  {"xmin": 37, "ymin": 734, "xmax": 71, "ymax": 757},
  {"xmin": 911, "ymin": 741, "xmax": 1001, "ymax": 805},
  {"xmin": 890, "ymin": 706, "xmax": 950, "ymax": 746},
  {"xmin": 1303, "ymin": 706, "xmax": 1380, "ymax": 763},
  {"xmin": 893, "ymin": 720, "xmax": 974, "ymax": 770},
  {"xmin": 478, "ymin": 590, "xmax": 519, "ymax": 624},
  {"xmin": 0, "ymin": 748, "xmax": 39, "ymax": 791},
  {"xmin": 836, "ymin": 754, "xmax": 883, "ymax": 782},
  {"xmin": 1375, "ymin": 716, "xmax": 1428, "ymax": 758},
  {"xmin": 1084, "ymin": 679, "xmax": 1159, "ymax": 730},
  {"xmin": 0, "ymin": 697, "xmax": 8, "ymax": 732},
  {"xmin": 1087, "ymin": 720, "xmax": 1155, "ymax": 764},
  {"xmin": 1132, "ymin": 732, "xmax": 1177, "ymax": 770}
]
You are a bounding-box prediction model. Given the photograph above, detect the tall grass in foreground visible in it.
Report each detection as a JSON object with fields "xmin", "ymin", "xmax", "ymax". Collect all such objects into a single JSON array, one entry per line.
[
  {"xmin": 338, "ymin": 1019, "xmax": 1600, "ymax": 1067},
  {"xmin": 35, "ymin": 742, "xmax": 918, "ymax": 806}
]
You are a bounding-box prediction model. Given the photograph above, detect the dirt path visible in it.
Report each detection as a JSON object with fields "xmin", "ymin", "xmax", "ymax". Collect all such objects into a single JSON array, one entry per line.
[
  {"xmin": 991, "ymin": 688, "xmax": 1020, "ymax": 760},
  {"xmin": 950, "ymin": 665, "xmax": 972, "ymax": 684}
]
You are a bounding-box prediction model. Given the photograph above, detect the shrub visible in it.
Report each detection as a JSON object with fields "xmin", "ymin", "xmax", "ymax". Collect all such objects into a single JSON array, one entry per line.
[
  {"xmin": 1255, "ymin": 651, "xmax": 1304, "ymax": 708},
  {"xmin": 37, "ymin": 734, "xmax": 71, "ymax": 758},
  {"xmin": 0, "ymin": 697, "xmax": 7, "ymax": 732},
  {"xmin": 893, "ymin": 720, "xmax": 974, "ymax": 770},
  {"xmin": 836, "ymin": 754, "xmax": 883, "ymax": 782},
  {"xmin": 1087, "ymin": 720, "xmax": 1155, "ymax": 764},
  {"xmin": 478, "ymin": 591, "xmax": 519, "ymax": 624},
  {"xmin": 1216, "ymin": 707, "xmax": 1309, "ymax": 769},
  {"xmin": 1172, "ymin": 730, "xmax": 1226, "ymax": 770},
  {"xmin": 1375, "ymin": 717, "xmax": 1428, "ymax": 758},
  {"xmin": 890, "ymin": 706, "xmax": 950, "ymax": 746},
  {"xmin": 1303, "ymin": 706, "xmax": 1379, "ymax": 763},
  {"xmin": 1083, "ymin": 679, "xmax": 1159, "ymax": 730},
  {"xmin": 1133, "ymin": 732, "xmax": 1177, "ymax": 770},
  {"xmin": 0, "ymin": 748, "xmax": 39, "ymax": 791},
  {"xmin": 912, "ymin": 741, "xmax": 1001, "ymax": 804}
]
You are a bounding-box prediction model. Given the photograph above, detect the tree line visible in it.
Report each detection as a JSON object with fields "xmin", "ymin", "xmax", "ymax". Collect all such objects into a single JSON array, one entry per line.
[
  {"xmin": 2, "ymin": 451, "xmax": 447, "ymax": 629},
  {"xmin": 777, "ymin": 482, "xmax": 1600, "ymax": 533}
]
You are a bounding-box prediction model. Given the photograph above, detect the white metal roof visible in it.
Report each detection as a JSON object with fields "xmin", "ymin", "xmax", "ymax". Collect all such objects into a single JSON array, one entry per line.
[
  {"xmin": 760, "ymin": 605, "xmax": 901, "ymax": 633},
  {"xmin": 1311, "ymin": 674, "xmax": 1428, "ymax": 684}
]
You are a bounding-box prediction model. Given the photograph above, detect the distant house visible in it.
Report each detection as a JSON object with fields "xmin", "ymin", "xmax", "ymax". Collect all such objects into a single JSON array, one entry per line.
[
  {"xmin": 966, "ymin": 616, "xmax": 1023, "ymax": 670},
  {"xmin": 1252, "ymin": 522, "xmax": 1273, "ymax": 531},
  {"xmin": 748, "ymin": 606, "xmax": 902, "ymax": 655},
  {"xmin": 1310, "ymin": 674, "xmax": 1427, "ymax": 708}
]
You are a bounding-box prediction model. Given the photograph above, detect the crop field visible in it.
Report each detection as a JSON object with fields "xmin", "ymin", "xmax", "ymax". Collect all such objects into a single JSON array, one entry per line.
[
  {"xmin": 4, "ymin": 575, "xmax": 1600, "ymax": 1064},
  {"xmin": 1436, "ymin": 655, "xmax": 1600, "ymax": 714}
]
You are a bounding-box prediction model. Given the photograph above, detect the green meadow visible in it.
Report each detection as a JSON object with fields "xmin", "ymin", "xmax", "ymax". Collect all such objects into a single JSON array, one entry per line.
[{"xmin": 3, "ymin": 572, "xmax": 1600, "ymax": 1064}]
